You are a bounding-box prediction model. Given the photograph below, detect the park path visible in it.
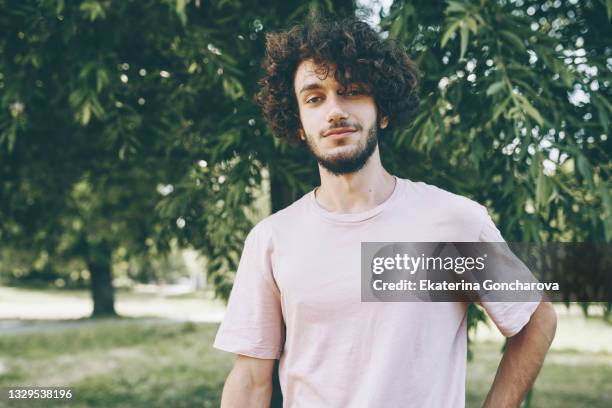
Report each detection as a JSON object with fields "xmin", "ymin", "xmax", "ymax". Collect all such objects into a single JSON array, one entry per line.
[
  {"xmin": 0, "ymin": 286, "xmax": 226, "ymax": 336},
  {"xmin": 0, "ymin": 317, "xmax": 187, "ymax": 336}
]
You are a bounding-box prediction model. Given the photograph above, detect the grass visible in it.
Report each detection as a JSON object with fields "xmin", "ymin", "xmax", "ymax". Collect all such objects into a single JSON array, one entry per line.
[
  {"xmin": 0, "ymin": 319, "xmax": 611, "ymax": 407},
  {"xmin": 0, "ymin": 320, "xmax": 232, "ymax": 408},
  {"xmin": 466, "ymin": 342, "xmax": 612, "ymax": 407}
]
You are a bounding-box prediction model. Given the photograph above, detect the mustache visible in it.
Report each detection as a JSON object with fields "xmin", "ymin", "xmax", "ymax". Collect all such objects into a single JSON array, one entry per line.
[{"xmin": 321, "ymin": 121, "xmax": 362, "ymax": 136}]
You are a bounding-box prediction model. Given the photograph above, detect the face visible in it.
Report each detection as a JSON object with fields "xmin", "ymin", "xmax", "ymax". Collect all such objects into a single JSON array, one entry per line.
[{"xmin": 293, "ymin": 59, "xmax": 388, "ymax": 176}]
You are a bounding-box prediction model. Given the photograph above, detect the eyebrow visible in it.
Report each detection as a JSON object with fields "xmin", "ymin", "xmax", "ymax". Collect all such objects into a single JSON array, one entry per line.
[
  {"xmin": 298, "ymin": 82, "xmax": 370, "ymax": 96},
  {"xmin": 298, "ymin": 82, "xmax": 324, "ymax": 95}
]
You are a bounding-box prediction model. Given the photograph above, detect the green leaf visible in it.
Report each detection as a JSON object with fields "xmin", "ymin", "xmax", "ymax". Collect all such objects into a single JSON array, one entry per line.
[
  {"xmin": 79, "ymin": 1, "xmax": 106, "ymax": 21},
  {"xmin": 69, "ymin": 90, "xmax": 86, "ymax": 108},
  {"xmin": 466, "ymin": 16, "xmax": 477, "ymax": 33},
  {"xmin": 514, "ymin": 93, "xmax": 544, "ymax": 126},
  {"xmin": 535, "ymin": 170, "xmax": 552, "ymax": 213},
  {"xmin": 491, "ymin": 97, "xmax": 511, "ymax": 122},
  {"xmin": 500, "ymin": 30, "xmax": 525, "ymax": 51},
  {"xmin": 486, "ymin": 81, "xmax": 505, "ymax": 96},
  {"xmin": 459, "ymin": 22, "xmax": 469, "ymax": 60},
  {"xmin": 55, "ymin": 0, "xmax": 65, "ymax": 15},
  {"xmin": 390, "ymin": 16, "xmax": 403, "ymax": 39},
  {"xmin": 576, "ymin": 155, "xmax": 595, "ymax": 190},
  {"xmin": 7, "ymin": 123, "xmax": 17, "ymax": 153},
  {"xmin": 96, "ymin": 69, "xmax": 109, "ymax": 92},
  {"xmin": 89, "ymin": 95, "xmax": 105, "ymax": 118},
  {"xmin": 593, "ymin": 99, "xmax": 609, "ymax": 134},
  {"xmin": 175, "ymin": 0, "xmax": 187, "ymax": 26},
  {"xmin": 441, "ymin": 20, "xmax": 461, "ymax": 48},
  {"xmin": 433, "ymin": 108, "xmax": 445, "ymax": 136},
  {"xmin": 559, "ymin": 67, "xmax": 573, "ymax": 88},
  {"xmin": 81, "ymin": 103, "xmax": 91, "ymax": 126},
  {"xmin": 446, "ymin": 1, "xmax": 467, "ymax": 14},
  {"xmin": 592, "ymin": 93, "xmax": 612, "ymax": 135},
  {"xmin": 599, "ymin": 180, "xmax": 612, "ymax": 241},
  {"xmin": 222, "ymin": 77, "xmax": 245, "ymax": 100}
]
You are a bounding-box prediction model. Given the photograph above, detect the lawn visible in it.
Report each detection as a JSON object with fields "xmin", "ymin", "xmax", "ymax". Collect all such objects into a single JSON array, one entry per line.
[
  {"xmin": 0, "ymin": 318, "xmax": 611, "ymax": 407},
  {"xmin": 0, "ymin": 319, "xmax": 231, "ymax": 408},
  {"xmin": 466, "ymin": 341, "xmax": 612, "ymax": 407}
]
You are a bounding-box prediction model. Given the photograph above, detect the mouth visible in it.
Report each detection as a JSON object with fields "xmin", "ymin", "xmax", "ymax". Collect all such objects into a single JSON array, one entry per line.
[{"xmin": 323, "ymin": 128, "xmax": 357, "ymax": 138}]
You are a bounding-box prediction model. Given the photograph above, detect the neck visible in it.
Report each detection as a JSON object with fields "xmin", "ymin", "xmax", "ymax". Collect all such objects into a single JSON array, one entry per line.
[{"xmin": 315, "ymin": 146, "xmax": 396, "ymax": 213}]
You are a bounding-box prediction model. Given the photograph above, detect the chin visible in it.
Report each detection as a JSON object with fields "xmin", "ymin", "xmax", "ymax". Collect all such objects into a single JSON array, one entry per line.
[{"xmin": 323, "ymin": 144, "xmax": 358, "ymax": 157}]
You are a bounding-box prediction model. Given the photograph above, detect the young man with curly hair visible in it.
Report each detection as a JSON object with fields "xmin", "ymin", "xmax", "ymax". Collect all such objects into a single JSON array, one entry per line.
[{"xmin": 214, "ymin": 16, "xmax": 557, "ymax": 408}]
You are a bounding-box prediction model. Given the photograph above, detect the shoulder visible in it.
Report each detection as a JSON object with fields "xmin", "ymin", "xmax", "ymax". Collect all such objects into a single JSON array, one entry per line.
[
  {"xmin": 247, "ymin": 191, "xmax": 311, "ymax": 239},
  {"xmin": 402, "ymin": 178, "xmax": 489, "ymax": 229}
]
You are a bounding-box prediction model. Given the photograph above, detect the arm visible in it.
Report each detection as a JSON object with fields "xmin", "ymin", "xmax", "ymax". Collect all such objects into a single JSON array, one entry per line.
[
  {"xmin": 220, "ymin": 354, "xmax": 275, "ymax": 408},
  {"xmin": 483, "ymin": 301, "xmax": 557, "ymax": 408}
]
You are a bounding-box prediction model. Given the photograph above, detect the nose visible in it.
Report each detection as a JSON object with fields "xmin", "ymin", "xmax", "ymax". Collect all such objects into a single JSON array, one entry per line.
[{"xmin": 326, "ymin": 97, "xmax": 349, "ymax": 124}]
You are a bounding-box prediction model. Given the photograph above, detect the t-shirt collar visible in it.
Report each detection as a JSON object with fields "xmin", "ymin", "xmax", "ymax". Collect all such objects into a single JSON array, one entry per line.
[{"xmin": 307, "ymin": 176, "xmax": 404, "ymax": 223}]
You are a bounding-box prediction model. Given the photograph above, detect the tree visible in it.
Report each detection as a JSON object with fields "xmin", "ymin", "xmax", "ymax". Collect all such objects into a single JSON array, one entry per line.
[
  {"xmin": 380, "ymin": 0, "xmax": 610, "ymax": 246},
  {"xmin": 1, "ymin": 0, "xmax": 192, "ymax": 314},
  {"xmin": 0, "ymin": 0, "xmax": 355, "ymax": 315},
  {"xmin": 0, "ymin": 0, "xmax": 231, "ymax": 314}
]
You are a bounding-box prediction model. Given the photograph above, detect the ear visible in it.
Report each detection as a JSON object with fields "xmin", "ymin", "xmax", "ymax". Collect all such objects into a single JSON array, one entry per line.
[
  {"xmin": 380, "ymin": 116, "xmax": 389, "ymax": 129},
  {"xmin": 298, "ymin": 128, "xmax": 305, "ymax": 141}
]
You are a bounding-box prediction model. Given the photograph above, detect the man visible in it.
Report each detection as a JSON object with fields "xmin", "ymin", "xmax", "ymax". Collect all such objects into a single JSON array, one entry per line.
[{"xmin": 214, "ymin": 16, "xmax": 557, "ymax": 407}]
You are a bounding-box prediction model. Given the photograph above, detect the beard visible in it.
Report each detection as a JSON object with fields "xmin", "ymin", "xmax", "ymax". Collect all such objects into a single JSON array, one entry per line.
[{"xmin": 303, "ymin": 122, "xmax": 379, "ymax": 176}]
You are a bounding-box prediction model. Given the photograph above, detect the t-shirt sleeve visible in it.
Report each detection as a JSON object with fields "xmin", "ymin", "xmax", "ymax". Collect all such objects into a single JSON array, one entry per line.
[
  {"xmin": 213, "ymin": 222, "xmax": 285, "ymax": 359},
  {"xmin": 477, "ymin": 207, "xmax": 540, "ymax": 337}
]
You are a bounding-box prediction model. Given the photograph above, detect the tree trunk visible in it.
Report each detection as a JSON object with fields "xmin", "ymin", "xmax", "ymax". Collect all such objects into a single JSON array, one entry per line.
[{"xmin": 86, "ymin": 240, "xmax": 117, "ymax": 317}]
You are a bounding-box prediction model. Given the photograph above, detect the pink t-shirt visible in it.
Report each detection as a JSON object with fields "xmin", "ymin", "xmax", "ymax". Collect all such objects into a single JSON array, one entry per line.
[{"xmin": 214, "ymin": 177, "xmax": 539, "ymax": 407}]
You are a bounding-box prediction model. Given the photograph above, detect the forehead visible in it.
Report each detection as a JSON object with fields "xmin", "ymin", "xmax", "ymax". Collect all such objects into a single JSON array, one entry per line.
[{"xmin": 294, "ymin": 59, "xmax": 342, "ymax": 92}]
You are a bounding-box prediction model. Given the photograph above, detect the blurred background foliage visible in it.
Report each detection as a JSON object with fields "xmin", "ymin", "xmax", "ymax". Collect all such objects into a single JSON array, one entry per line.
[{"xmin": 0, "ymin": 0, "xmax": 610, "ymax": 318}]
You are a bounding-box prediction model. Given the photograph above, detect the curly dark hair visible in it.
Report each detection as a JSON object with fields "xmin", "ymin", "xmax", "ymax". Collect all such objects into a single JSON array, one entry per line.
[{"xmin": 255, "ymin": 15, "xmax": 420, "ymax": 145}]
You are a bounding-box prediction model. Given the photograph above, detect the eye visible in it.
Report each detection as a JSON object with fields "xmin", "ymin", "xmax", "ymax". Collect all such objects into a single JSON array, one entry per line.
[{"xmin": 305, "ymin": 96, "xmax": 322, "ymax": 104}]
